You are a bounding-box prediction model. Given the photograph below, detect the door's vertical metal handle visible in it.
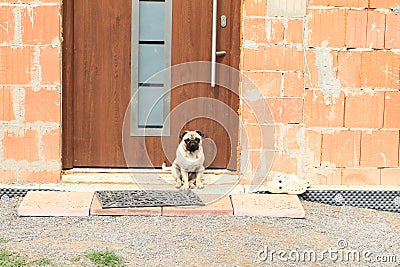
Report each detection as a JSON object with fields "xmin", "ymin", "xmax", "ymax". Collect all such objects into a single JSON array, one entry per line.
[{"xmin": 211, "ymin": 0, "xmax": 217, "ymax": 87}]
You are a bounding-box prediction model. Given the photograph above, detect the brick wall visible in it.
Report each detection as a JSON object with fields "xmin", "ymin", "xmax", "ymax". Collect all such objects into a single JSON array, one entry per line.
[
  {"xmin": 0, "ymin": 0, "xmax": 61, "ymax": 183},
  {"xmin": 0, "ymin": 0, "xmax": 399, "ymax": 186},
  {"xmin": 242, "ymin": 0, "xmax": 400, "ymax": 185}
]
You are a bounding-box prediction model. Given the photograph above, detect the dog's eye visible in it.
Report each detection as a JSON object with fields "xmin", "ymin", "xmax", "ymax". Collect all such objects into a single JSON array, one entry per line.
[
  {"xmin": 195, "ymin": 138, "xmax": 200, "ymax": 143},
  {"xmin": 184, "ymin": 139, "xmax": 190, "ymax": 144}
]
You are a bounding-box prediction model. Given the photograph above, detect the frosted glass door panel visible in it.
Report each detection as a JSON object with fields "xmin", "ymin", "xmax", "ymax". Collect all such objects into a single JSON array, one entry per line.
[
  {"xmin": 139, "ymin": 1, "xmax": 165, "ymax": 41},
  {"xmin": 138, "ymin": 44, "xmax": 164, "ymax": 83},
  {"xmin": 138, "ymin": 87, "xmax": 164, "ymax": 127}
]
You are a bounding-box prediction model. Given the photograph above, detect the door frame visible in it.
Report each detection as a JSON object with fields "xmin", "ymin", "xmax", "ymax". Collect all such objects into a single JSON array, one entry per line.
[
  {"xmin": 61, "ymin": 0, "xmax": 242, "ymax": 170},
  {"xmin": 62, "ymin": 0, "xmax": 74, "ymax": 169}
]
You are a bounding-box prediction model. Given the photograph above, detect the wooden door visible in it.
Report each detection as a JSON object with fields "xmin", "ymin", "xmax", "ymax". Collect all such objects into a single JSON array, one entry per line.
[{"xmin": 62, "ymin": 0, "xmax": 241, "ymax": 169}]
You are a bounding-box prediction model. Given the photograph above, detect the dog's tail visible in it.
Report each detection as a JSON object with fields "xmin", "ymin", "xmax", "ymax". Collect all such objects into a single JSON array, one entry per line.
[{"xmin": 161, "ymin": 162, "xmax": 172, "ymax": 171}]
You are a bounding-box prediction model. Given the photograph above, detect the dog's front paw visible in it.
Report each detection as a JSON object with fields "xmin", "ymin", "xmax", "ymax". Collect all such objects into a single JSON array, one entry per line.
[
  {"xmin": 180, "ymin": 184, "xmax": 190, "ymax": 190},
  {"xmin": 196, "ymin": 183, "xmax": 204, "ymax": 189},
  {"xmin": 175, "ymin": 179, "xmax": 182, "ymax": 188}
]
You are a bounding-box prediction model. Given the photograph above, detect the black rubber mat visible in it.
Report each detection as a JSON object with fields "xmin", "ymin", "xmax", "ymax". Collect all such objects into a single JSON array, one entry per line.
[
  {"xmin": 256, "ymin": 190, "xmax": 400, "ymax": 213},
  {"xmin": 95, "ymin": 190, "xmax": 205, "ymax": 208},
  {"xmin": 300, "ymin": 190, "xmax": 400, "ymax": 213},
  {"xmin": 0, "ymin": 188, "xmax": 60, "ymax": 199}
]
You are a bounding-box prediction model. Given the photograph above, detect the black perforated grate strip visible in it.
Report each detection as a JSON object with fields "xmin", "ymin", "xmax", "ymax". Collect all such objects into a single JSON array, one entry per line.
[
  {"xmin": 0, "ymin": 188, "xmax": 60, "ymax": 199},
  {"xmin": 256, "ymin": 190, "xmax": 400, "ymax": 213},
  {"xmin": 96, "ymin": 190, "xmax": 205, "ymax": 208}
]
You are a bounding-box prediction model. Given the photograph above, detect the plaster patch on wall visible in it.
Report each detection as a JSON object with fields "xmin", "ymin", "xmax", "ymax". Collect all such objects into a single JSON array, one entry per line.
[
  {"xmin": 31, "ymin": 46, "xmax": 42, "ymax": 91},
  {"xmin": 0, "ymin": 130, "xmax": 4, "ymax": 162},
  {"xmin": 12, "ymin": 86, "xmax": 25, "ymax": 122},
  {"xmin": 243, "ymin": 40, "xmax": 259, "ymax": 50},
  {"xmin": 315, "ymin": 41, "xmax": 341, "ymax": 105},
  {"xmin": 12, "ymin": 6, "xmax": 22, "ymax": 47},
  {"xmin": 26, "ymin": 6, "xmax": 35, "ymax": 27},
  {"xmin": 243, "ymin": 88, "xmax": 263, "ymax": 102}
]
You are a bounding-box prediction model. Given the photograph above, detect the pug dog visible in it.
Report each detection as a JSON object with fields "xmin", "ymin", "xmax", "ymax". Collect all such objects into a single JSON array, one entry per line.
[{"xmin": 162, "ymin": 130, "xmax": 205, "ymax": 189}]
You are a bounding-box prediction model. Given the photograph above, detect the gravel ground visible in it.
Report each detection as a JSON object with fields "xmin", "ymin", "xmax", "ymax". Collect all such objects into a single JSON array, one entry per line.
[{"xmin": 0, "ymin": 197, "xmax": 399, "ymax": 267}]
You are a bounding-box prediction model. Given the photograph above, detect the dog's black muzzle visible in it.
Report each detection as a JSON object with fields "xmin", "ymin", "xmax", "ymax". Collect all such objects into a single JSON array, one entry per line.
[{"xmin": 185, "ymin": 139, "xmax": 199, "ymax": 152}]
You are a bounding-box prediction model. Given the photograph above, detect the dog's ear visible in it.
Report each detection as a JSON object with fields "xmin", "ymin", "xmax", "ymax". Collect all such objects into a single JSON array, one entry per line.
[
  {"xmin": 179, "ymin": 131, "xmax": 188, "ymax": 139},
  {"xmin": 196, "ymin": 130, "xmax": 204, "ymax": 137}
]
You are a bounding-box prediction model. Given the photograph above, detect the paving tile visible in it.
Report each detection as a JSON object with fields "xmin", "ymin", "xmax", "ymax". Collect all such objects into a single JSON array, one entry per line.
[
  {"xmin": 231, "ymin": 194, "xmax": 305, "ymax": 218},
  {"xmin": 18, "ymin": 191, "xmax": 94, "ymax": 217},
  {"xmin": 90, "ymin": 194, "xmax": 161, "ymax": 216},
  {"xmin": 162, "ymin": 195, "xmax": 233, "ymax": 216}
]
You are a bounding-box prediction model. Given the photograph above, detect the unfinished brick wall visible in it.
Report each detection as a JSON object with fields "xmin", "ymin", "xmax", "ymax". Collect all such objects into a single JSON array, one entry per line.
[
  {"xmin": 241, "ymin": 0, "xmax": 400, "ymax": 185},
  {"xmin": 0, "ymin": 1, "xmax": 61, "ymax": 182}
]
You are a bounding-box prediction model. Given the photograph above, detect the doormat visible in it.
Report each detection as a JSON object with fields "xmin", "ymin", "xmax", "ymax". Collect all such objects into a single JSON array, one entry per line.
[{"xmin": 95, "ymin": 190, "xmax": 205, "ymax": 208}]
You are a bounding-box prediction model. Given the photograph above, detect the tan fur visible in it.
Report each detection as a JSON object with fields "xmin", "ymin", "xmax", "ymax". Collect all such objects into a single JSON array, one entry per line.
[{"xmin": 162, "ymin": 131, "xmax": 205, "ymax": 189}]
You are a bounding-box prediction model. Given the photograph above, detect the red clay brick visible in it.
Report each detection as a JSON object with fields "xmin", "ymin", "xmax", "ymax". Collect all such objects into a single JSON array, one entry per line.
[
  {"xmin": 243, "ymin": 18, "xmax": 267, "ymax": 43},
  {"xmin": 41, "ymin": 128, "xmax": 60, "ymax": 162},
  {"xmin": 40, "ymin": 47, "xmax": 61, "ymax": 84},
  {"xmin": 380, "ymin": 168, "xmax": 400, "ymax": 185},
  {"xmin": 20, "ymin": 170, "xmax": 60, "ymax": 183},
  {"xmin": 309, "ymin": 168, "xmax": 342, "ymax": 185},
  {"xmin": 242, "ymin": 124, "xmax": 275, "ymax": 150},
  {"xmin": 244, "ymin": 0, "xmax": 267, "ymax": 17},
  {"xmin": 0, "ymin": 6, "xmax": 15, "ymax": 44},
  {"xmin": 360, "ymin": 130, "xmax": 399, "ymax": 167},
  {"xmin": 0, "ymin": 170, "xmax": 16, "ymax": 183},
  {"xmin": 385, "ymin": 12, "xmax": 400, "ymax": 49},
  {"xmin": 241, "ymin": 98, "xmax": 274, "ymax": 124},
  {"xmin": 304, "ymin": 90, "xmax": 345, "ymax": 127},
  {"xmin": 303, "ymin": 129, "xmax": 322, "ymax": 166},
  {"xmin": 241, "ymin": 102, "xmax": 257, "ymax": 124},
  {"xmin": 361, "ymin": 51, "xmax": 400, "ymax": 89},
  {"xmin": 21, "ymin": 6, "xmax": 60, "ymax": 44},
  {"xmin": 330, "ymin": 0, "xmax": 368, "ymax": 7},
  {"xmin": 266, "ymin": 97, "xmax": 303, "ymax": 123},
  {"xmin": 265, "ymin": 19, "xmax": 285, "ymax": 44},
  {"xmin": 249, "ymin": 150, "xmax": 260, "ymax": 173},
  {"xmin": 337, "ymin": 51, "xmax": 362, "ymax": 88},
  {"xmin": 308, "ymin": 0, "xmax": 329, "ymax": 5},
  {"xmin": 283, "ymin": 72, "xmax": 304, "ymax": 97},
  {"xmin": 366, "ymin": 11, "xmax": 386, "ymax": 49},
  {"xmin": 342, "ymin": 168, "xmax": 380, "ymax": 185},
  {"xmin": 346, "ymin": 10, "xmax": 367, "ymax": 48},
  {"xmin": 345, "ymin": 92, "xmax": 385, "ymax": 128},
  {"xmin": 24, "ymin": 88, "xmax": 60, "ymax": 122},
  {"xmin": 370, "ymin": 0, "xmax": 399, "ymax": 8},
  {"xmin": 248, "ymin": 150, "xmax": 275, "ymax": 174},
  {"xmin": 243, "ymin": 47, "xmax": 265, "ymax": 71},
  {"xmin": 266, "ymin": 46, "xmax": 304, "ymax": 71},
  {"xmin": 0, "ymin": 46, "xmax": 32, "ymax": 84},
  {"xmin": 270, "ymin": 152, "xmax": 298, "ymax": 174},
  {"xmin": 310, "ymin": 0, "xmax": 369, "ymax": 7},
  {"xmin": 285, "ymin": 19, "xmax": 303, "ymax": 44},
  {"xmin": 384, "ymin": 92, "xmax": 400, "ymax": 128},
  {"xmin": 322, "ymin": 130, "xmax": 361, "ymax": 167},
  {"xmin": 0, "ymin": 87, "xmax": 15, "ymax": 122},
  {"xmin": 280, "ymin": 124, "xmax": 301, "ymax": 150},
  {"xmin": 244, "ymin": 72, "xmax": 282, "ymax": 97},
  {"xmin": 307, "ymin": 9, "xmax": 346, "ymax": 47},
  {"xmin": 3, "ymin": 129, "xmax": 39, "ymax": 162}
]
